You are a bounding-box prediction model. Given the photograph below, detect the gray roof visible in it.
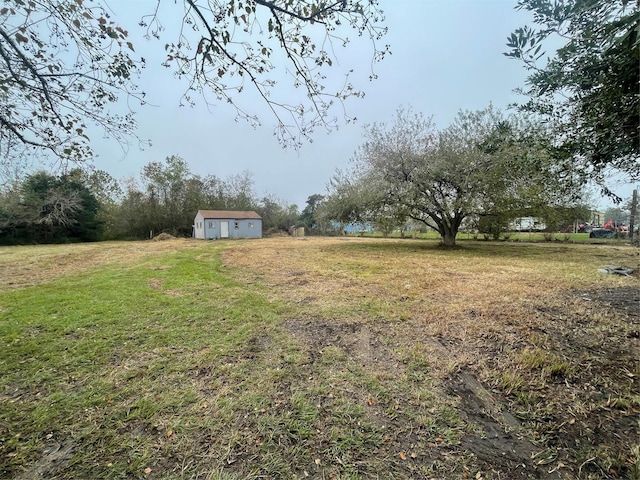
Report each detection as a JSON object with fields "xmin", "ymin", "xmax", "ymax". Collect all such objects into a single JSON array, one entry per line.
[{"xmin": 197, "ymin": 210, "xmax": 262, "ymax": 220}]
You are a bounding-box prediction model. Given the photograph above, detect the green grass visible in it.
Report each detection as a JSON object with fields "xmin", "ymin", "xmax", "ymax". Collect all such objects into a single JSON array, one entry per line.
[
  {"xmin": 353, "ymin": 230, "xmax": 632, "ymax": 244},
  {"xmin": 0, "ymin": 243, "xmax": 288, "ymax": 478},
  {"xmin": 0, "ymin": 238, "xmax": 637, "ymax": 479},
  {"xmin": 0, "ymin": 241, "xmax": 467, "ymax": 479}
]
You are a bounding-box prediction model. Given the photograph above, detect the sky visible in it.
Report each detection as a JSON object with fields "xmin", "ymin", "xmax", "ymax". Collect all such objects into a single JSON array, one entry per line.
[{"xmin": 89, "ymin": 0, "xmax": 636, "ymax": 209}]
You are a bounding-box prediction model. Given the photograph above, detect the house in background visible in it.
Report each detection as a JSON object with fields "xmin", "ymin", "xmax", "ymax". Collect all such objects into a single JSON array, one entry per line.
[{"xmin": 193, "ymin": 210, "xmax": 262, "ymax": 239}]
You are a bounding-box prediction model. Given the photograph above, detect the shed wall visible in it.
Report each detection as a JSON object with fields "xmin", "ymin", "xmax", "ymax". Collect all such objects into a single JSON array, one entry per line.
[{"xmin": 201, "ymin": 218, "xmax": 262, "ymax": 239}]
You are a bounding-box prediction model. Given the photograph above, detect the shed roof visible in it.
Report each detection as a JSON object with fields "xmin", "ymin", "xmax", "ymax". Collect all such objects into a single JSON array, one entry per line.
[{"xmin": 197, "ymin": 210, "xmax": 262, "ymax": 220}]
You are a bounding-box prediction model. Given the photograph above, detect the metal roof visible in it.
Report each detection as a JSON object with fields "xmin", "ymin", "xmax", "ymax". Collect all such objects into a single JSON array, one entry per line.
[{"xmin": 196, "ymin": 210, "xmax": 262, "ymax": 219}]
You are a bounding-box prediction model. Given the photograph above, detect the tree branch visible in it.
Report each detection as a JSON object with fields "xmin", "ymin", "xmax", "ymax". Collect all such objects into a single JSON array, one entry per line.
[
  {"xmin": 254, "ymin": 0, "xmax": 346, "ymax": 22},
  {"xmin": 0, "ymin": 25, "xmax": 66, "ymax": 128}
]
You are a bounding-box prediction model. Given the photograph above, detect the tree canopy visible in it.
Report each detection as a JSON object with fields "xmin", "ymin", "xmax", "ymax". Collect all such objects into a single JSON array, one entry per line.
[
  {"xmin": 323, "ymin": 107, "xmax": 581, "ymax": 246},
  {"xmin": 505, "ymin": 0, "xmax": 639, "ymax": 193},
  {"xmin": 0, "ymin": 0, "xmax": 387, "ymax": 164},
  {"xmin": 0, "ymin": 154, "xmax": 307, "ymax": 243},
  {"xmin": 0, "ymin": 169, "xmax": 102, "ymax": 243}
]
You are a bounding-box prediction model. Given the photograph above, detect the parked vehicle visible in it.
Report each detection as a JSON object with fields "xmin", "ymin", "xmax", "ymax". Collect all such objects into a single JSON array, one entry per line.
[{"xmin": 589, "ymin": 228, "xmax": 614, "ymax": 238}]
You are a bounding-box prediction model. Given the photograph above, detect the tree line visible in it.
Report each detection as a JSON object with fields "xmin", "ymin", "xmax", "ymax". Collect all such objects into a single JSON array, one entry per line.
[
  {"xmin": 0, "ymin": 155, "xmax": 322, "ymax": 244},
  {"xmin": 1, "ymin": 1, "xmax": 636, "ymax": 247}
]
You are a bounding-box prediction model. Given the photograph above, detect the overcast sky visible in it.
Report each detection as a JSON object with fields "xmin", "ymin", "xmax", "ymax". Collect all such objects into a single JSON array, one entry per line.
[{"xmin": 91, "ymin": 0, "xmax": 634, "ymax": 209}]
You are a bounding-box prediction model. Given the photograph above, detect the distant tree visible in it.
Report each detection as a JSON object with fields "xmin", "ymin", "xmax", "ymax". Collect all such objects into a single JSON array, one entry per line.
[
  {"xmin": 141, "ymin": 155, "xmax": 199, "ymax": 234},
  {"xmin": 299, "ymin": 193, "xmax": 324, "ymax": 231},
  {"xmin": 108, "ymin": 157, "xmax": 262, "ymax": 238},
  {"xmin": 111, "ymin": 177, "xmax": 150, "ymax": 239},
  {"xmin": 0, "ymin": 180, "xmax": 28, "ymax": 242},
  {"xmin": 0, "ymin": 170, "xmax": 102, "ymax": 243},
  {"xmin": 80, "ymin": 169, "xmax": 123, "ymax": 238},
  {"xmin": 257, "ymin": 194, "xmax": 299, "ymax": 231},
  {"xmin": 505, "ymin": 0, "xmax": 639, "ymax": 195},
  {"xmin": 221, "ymin": 171, "xmax": 258, "ymax": 211},
  {"xmin": 1, "ymin": 0, "xmax": 387, "ymax": 165},
  {"xmin": 344, "ymin": 107, "xmax": 578, "ymax": 246}
]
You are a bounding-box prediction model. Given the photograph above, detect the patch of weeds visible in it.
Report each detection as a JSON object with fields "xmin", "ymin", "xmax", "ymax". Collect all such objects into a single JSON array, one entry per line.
[
  {"xmin": 544, "ymin": 359, "xmax": 573, "ymax": 379},
  {"xmin": 516, "ymin": 347, "xmax": 548, "ymax": 369},
  {"xmin": 325, "ymin": 420, "xmax": 386, "ymax": 461},
  {"xmin": 433, "ymin": 405, "xmax": 466, "ymax": 444},
  {"xmin": 516, "ymin": 347, "xmax": 574, "ymax": 380},
  {"xmin": 400, "ymin": 344, "xmax": 431, "ymax": 382},
  {"xmin": 574, "ymin": 443, "xmax": 638, "ymax": 479},
  {"xmin": 321, "ymin": 345, "xmax": 348, "ymax": 365},
  {"xmin": 497, "ymin": 371, "xmax": 524, "ymax": 396}
]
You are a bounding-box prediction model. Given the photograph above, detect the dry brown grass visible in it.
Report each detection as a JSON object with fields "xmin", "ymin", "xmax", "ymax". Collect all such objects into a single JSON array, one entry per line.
[
  {"xmin": 0, "ymin": 238, "xmax": 197, "ymax": 290},
  {"xmin": 222, "ymin": 236, "xmax": 639, "ymax": 478},
  {"xmin": 223, "ymin": 236, "xmax": 637, "ymax": 327},
  {"xmin": 1, "ymin": 237, "xmax": 637, "ymax": 479}
]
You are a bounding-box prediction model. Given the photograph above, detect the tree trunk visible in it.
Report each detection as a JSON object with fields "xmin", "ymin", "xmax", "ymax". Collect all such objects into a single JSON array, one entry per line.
[
  {"xmin": 630, "ymin": 189, "xmax": 637, "ymax": 242},
  {"xmin": 441, "ymin": 226, "xmax": 457, "ymax": 246},
  {"xmin": 436, "ymin": 214, "xmax": 463, "ymax": 247}
]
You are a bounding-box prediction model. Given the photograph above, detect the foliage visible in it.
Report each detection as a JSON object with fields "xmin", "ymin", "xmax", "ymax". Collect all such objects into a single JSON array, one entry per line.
[
  {"xmin": 0, "ymin": 169, "xmax": 102, "ymax": 244},
  {"xmin": 256, "ymin": 194, "xmax": 299, "ymax": 232},
  {"xmin": 0, "ymin": 0, "xmax": 143, "ymax": 163},
  {"xmin": 156, "ymin": 0, "xmax": 388, "ymax": 147},
  {"xmin": 538, "ymin": 203, "xmax": 592, "ymax": 232},
  {"xmin": 0, "ymin": 1, "xmax": 387, "ymax": 165},
  {"xmin": 299, "ymin": 193, "xmax": 324, "ymax": 231},
  {"xmin": 328, "ymin": 106, "xmax": 574, "ymax": 246},
  {"xmin": 318, "ymin": 167, "xmax": 409, "ymax": 236},
  {"xmin": 505, "ymin": 0, "xmax": 640, "ymax": 193},
  {"xmin": 477, "ymin": 214, "xmax": 510, "ymax": 240},
  {"xmin": 109, "ymin": 156, "xmax": 261, "ymax": 238},
  {"xmin": 3, "ymin": 155, "xmax": 304, "ymax": 240}
]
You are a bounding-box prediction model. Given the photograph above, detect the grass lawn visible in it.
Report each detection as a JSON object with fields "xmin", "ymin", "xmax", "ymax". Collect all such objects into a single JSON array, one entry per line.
[
  {"xmin": 0, "ymin": 237, "xmax": 638, "ymax": 479},
  {"xmin": 356, "ymin": 230, "xmax": 633, "ymax": 244}
]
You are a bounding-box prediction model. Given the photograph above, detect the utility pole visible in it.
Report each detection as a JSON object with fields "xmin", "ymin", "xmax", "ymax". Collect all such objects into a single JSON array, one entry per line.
[{"xmin": 630, "ymin": 189, "xmax": 638, "ymax": 242}]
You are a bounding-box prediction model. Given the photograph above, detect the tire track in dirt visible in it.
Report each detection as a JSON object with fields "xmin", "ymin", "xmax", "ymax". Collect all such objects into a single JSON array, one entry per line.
[{"xmin": 284, "ymin": 317, "xmax": 563, "ymax": 479}]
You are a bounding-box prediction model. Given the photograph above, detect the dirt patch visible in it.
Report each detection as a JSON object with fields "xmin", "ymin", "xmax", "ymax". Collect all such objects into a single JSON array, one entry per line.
[
  {"xmin": 283, "ymin": 318, "xmax": 384, "ymax": 370},
  {"xmin": 447, "ymin": 371, "xmax": 562, "ymax": 479},
  {"xmin": 14, "ymin": 440, "xmax": 74, "ymax": 480},
  {"xmin": 583, "ymin": 285, "xmax": 640, "ymax": 319},
  {"xmin": 283, "ymin": 317, "xmax": 562, "ymax": 479}
]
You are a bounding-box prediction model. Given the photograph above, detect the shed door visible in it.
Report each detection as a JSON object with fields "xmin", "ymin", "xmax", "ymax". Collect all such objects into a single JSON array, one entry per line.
[{"xmin": 220, "ymin": 221, "xmax": 229, "ymax": 238}]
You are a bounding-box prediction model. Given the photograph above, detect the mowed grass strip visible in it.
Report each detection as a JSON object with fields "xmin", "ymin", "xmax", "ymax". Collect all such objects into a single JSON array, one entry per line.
[
  {"xmin": 0, "ymin": 240, "xmax": 292, "ymax": 479},
  {"xmin": 0, "ymin": 238, "xmax": 638, "ymax": 479}
]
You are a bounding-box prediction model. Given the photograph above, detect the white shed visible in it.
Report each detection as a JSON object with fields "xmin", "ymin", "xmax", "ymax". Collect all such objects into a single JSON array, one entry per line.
[{"xmin": 193, "ymin": 210, "xmax": 262, "ymax": 239}]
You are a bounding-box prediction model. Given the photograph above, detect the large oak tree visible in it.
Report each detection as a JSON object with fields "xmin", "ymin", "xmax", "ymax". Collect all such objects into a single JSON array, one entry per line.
[{"xmin": 327, "ymin": 107, "xmax": 579, "ymax": 246}]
